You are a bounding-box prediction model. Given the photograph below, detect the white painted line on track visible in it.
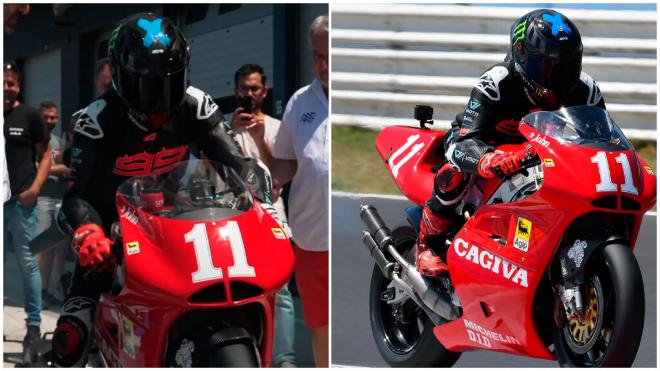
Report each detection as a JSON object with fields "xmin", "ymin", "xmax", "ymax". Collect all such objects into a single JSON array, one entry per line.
[
  {"xmin": 332, "ymin": 191, "xmax": 657, "ymax": 217},
  {"xmin": 331, "ymin": 364, "xmax": 369, "ymax": 368}
]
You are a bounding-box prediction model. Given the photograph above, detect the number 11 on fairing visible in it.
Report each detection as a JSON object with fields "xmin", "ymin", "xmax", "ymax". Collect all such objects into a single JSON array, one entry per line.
[
  {"xmin": 185, "ymin": 222, "xmax": 256, "ymax": 283},
  {"xmin": 591, "ymin": 151, "xmax": 639, "ymax": 195}
]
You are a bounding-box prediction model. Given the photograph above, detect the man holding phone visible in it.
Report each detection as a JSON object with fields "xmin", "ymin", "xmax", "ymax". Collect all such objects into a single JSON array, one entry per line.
[
  {"xmin": 229, "ymin": 64, "xmax": 278, "ymax": 168},
  {"xmin": 229, "ymin": 63, "xmax": 297, "ymax": 367}
]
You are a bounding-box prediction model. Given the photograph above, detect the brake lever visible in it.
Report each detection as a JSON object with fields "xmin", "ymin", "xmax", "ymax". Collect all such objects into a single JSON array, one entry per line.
[{"xmin": 497, "ymin": 154, "xmax": 541, "ymax": 182}]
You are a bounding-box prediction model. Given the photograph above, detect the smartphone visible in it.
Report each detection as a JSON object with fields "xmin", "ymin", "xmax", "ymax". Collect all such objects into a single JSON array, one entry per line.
[{"xmin": 236, "ymin": 95, "xmax": 252, "ymax": 114}]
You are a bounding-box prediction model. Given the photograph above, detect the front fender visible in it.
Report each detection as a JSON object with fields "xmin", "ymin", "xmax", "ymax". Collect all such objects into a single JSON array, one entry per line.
[{"xmin": 555, "ymin": 235, "xmax": 627, "ymax": 286}]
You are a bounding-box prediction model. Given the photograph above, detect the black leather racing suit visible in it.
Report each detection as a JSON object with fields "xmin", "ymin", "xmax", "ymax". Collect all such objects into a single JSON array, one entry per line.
[{"xmin": 427, "ymin": 60, "xmax": 606, "ymax": 216}]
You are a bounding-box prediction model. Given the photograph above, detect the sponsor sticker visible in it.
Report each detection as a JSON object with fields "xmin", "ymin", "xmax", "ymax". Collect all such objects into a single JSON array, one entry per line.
[
  {"xmin": 531, "ymin": 134, "xmax": 550, "ymax": 147},
  {"xmin": 127, "ymin": 241, "xmax": 140, "ymax": 255},
  {"xmin": 543, "ymin": 158, "xmax": 555, "ymax": 167},
  {"xmin": 271, "ymin": 228, "xmax": 286, "ymax": 240},
  {"xmin": 568, "ymin": 239, "xmax": 586, "ymax": 267},
  {"xmin": 454, "ymin": 238, "xmax": 528, "ymax": 287},
  {"xmin": 120, "ymin": 205, "xmax": 139, "ymax": 225},
  {"xmin": 513, "ymin": 217, "xmax": 532, "ymax": 253},
  {"xmin": 175, "ymin": 339, "xmax": 195, "ymax": 367},
  {"xmin": 465, "ymin": 109, "xmax": 480, "ymax": 117},
  {"xmin": 644, "ymin": 165, "xmax": 655, "ymax": 175},
  {"xmin": 121, "ymin": 316, "xmax": 138, "ymax": 359},
  {"xmin": 463, "ymin": 319, "xmax": 521, "ymax": 348}
]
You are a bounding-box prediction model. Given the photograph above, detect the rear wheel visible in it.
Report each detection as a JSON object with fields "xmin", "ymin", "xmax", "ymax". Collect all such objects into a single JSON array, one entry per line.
[
  {"xmin": 208, "ymin": 342, "xmax": 259, "ymax": 367},
  {"xmin": 369, "ymin": 226, "xmax": 460, "ymax": 367},
  {"xmin": 553, "ymin": 244, "xmax": 644, "ymax": 367}
]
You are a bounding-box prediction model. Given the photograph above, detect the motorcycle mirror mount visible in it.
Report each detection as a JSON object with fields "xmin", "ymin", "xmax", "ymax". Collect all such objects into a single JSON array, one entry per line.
[{"xmin": 414, "ymin": 105, "xmax": 434, "ymax": 130}]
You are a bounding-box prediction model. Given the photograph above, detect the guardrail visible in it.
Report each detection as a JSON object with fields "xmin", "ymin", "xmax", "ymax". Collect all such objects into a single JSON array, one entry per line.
[
  {"xmin": 331, "ymin": 5, "xmax": 657, "ymax": 141},
  {"xmin": 332, "ymin": 4, "xmax": 657, "ymax": 39}
]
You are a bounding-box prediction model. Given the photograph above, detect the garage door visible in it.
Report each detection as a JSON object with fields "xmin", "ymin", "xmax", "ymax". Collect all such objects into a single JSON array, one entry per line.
[{"xmin": 188, "ymin": 15, "xmax": 274, "ymax": 100}]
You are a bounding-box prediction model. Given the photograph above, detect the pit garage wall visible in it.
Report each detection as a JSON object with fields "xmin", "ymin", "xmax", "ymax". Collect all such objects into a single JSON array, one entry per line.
[{"xmin": 4, "ymin": 4, "xmax": 328, "ymax": 135}]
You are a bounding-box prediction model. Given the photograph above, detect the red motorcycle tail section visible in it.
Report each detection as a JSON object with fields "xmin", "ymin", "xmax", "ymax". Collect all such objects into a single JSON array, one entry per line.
[{"xmin": 375, "ymin": 126, "xmax": 446, "ymax": 205}]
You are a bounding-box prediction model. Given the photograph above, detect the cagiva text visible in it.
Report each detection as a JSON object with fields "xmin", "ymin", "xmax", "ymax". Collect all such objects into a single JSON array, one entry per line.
[{"xmin": 453, "ymin": 238, "xmax": 528, "ymax": 287}]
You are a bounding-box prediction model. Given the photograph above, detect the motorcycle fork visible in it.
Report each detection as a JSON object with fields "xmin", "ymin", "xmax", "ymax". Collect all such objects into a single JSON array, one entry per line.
[{"xmin": 553, "ymin": 283, "xmax": 585, "ymax": 325}]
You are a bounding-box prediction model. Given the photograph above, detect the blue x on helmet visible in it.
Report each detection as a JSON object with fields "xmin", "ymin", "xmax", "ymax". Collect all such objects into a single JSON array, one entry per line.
[
  {"xmin": 510, "ymin": 9, "xmax": 583, "ymax": 106},
  {"xmin": 108, "ymin": 13, "xmax": 190, "ymax": 122}
]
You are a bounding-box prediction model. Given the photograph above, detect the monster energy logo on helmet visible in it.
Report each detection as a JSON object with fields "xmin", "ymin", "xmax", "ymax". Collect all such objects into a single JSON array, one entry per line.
[
  {"xmin": 108, "ymin": 24, "xmax": 122, "ymax": 53},
  {"xmin": 512, "ymin": 19, "xmax": 528, "ymax": 45}
]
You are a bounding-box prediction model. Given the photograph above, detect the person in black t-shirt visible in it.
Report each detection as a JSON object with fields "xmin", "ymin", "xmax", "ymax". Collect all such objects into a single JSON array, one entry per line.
[
  {"xmin": 416, "ymin": 10, "xmax": 606, "ymax": 277},
  {"xmin": 3, "ymin": 61, "xmax": 52, "ymax": 363}
]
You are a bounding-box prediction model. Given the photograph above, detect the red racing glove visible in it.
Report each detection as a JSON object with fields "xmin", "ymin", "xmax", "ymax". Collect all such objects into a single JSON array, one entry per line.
[
  {"xmin": 478, "ymin": 146, "xmax": 536, "ymax": 180},
  {"xmin": 72, "ymin": 224, "xmax": 114, "ymax": 271}
]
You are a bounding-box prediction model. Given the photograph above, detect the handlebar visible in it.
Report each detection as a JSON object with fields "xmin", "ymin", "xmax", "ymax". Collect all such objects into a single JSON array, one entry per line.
[
  {"xmin": 520, "ymin": 152, "xmax": 541, "ymax": 169},
  {"xmin": 504, "ymin": 148, "xmax": 541, "ymax": 181}
]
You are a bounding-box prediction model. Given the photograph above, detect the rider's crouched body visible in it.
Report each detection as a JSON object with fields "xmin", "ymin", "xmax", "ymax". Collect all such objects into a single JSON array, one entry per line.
[
  {"xmin": 52, "ymin": 13, "xmax": 275, "ymax": 366},
  {"xmin": 417, "ymin": 9, "xmax": 606, "ymax": 277}
]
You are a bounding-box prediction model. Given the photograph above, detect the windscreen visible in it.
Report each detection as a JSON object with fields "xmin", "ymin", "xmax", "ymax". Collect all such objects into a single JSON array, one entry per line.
[
  {"xmin": 521, "ymin": 106, "xmax": 632, "ymax": 151},
  {"xmin": 116, "ymin": 159, "xmax": 253, "ymax": 220}
]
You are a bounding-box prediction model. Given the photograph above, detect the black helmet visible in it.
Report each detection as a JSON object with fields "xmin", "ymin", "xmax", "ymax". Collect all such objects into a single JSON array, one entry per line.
[
  {"xmin": 108, "ymin": 13, "xmax": 190, "ymax": 125},
  {"xmin": 510, "ymin": 9, "xmax": 582, "ymax": 106}
]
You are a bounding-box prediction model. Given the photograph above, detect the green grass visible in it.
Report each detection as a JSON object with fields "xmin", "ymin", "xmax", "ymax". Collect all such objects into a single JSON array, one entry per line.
[
  {"xmin": 332, "ymin": 127, "xmax": 658, "ymax": 198},
  {"xmin": 332, "ymin": 126, "xmax": 401, "ymax": 194},
  {"xmin": 631, "ymin": 140, "xmax": 656, "ymax": 174}
]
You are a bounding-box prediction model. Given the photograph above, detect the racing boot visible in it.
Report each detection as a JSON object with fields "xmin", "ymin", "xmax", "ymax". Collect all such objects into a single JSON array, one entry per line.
[
  {"xmin": 22, "ymin": 324, "xmax": 41, "ymax": 366},
  {"xmin": 52, "ymin": 297, "xmax": 95, "ymax": 367},
  {"xmin": 417, "ymin": 206, "xmax": 453, "ymax": 277}
]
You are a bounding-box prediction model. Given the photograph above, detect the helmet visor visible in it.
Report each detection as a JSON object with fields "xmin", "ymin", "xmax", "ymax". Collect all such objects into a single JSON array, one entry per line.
[
  {"xmin": 117, "ymin": 67, "xmax": 187, "ymax": 115},
  {"xmin": 521, "ymin": 53, "xmax": 581, "ymax": 100}
]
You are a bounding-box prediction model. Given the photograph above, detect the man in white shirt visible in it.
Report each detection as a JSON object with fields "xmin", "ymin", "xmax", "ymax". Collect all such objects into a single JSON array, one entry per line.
[
  {"xmin": 271, "ymin": 14, "xmax": 329, "ymax": 368},
  {"xmin": 229, "ymin": 63, "xmax": 297, "ymax": 367}
]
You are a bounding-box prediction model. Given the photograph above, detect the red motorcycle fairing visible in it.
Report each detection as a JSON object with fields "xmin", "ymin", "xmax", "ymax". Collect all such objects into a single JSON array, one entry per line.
[
  {"xmin": 375, "ymin": 120, "xmax": 656, "ymax": 360},
  {"xmin": 95, "ymin": 195, "xmax": 294, "ymax": 367}
]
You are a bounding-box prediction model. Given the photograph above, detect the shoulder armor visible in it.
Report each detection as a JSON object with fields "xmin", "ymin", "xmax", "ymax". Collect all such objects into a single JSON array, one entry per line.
[
  {"xmin": 73, "ymin": 99, "xmax": 106, "ymax": 139},
  {"xmin": 186, "ymin": 86, "xmax": 219, "ymax": 120},
  {"xmin": 475, "ymin": 66, "xmax": 509, "ymax": 102},
  {"xmin": 579, "ymin": 72, "xmax": 603, "ymax": 106}
]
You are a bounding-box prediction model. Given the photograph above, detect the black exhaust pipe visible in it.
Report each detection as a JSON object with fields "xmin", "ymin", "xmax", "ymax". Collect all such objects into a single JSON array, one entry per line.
[
  {"xmin": 362, "ymin": 231, "xmax": 394, "ymax": 278},
  {"xmin": 360, "ymin": 204, "xmax": 396, "ymax": 278},
  {"xmin": 360, "ymin": 204, "xmax": 393, "ymax": 248},
  {"xmin": 359, "ymin": 203, "xmax": 461, "ymax": 321}
]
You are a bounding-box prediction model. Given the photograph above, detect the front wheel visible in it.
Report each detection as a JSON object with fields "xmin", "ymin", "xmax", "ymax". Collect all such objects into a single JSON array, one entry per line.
[
  {"xmin": 368, "ymin": 226, "xmax": 460, "ymax": 367},
  {"xmin": 207, "ymin": 342, "xmax": 260, "ymax": 367},
  {"xmin": 553, "ymin": 243, "xmax": 644, "ymax": 367}
]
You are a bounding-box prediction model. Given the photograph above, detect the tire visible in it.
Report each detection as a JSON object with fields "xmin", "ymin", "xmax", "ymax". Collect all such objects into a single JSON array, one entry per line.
[
  {"xmin": 369, "ymin": 226, "xmax": 461, "ymax": 367},
  {"xmin": 553, "ymin": 243, "xmax": 644, "ymax": 367},
  {"xmin": 208, "ymin": 342, "xmax": 259, "ymax": 367}
]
